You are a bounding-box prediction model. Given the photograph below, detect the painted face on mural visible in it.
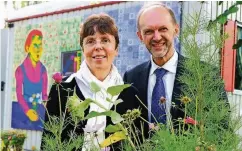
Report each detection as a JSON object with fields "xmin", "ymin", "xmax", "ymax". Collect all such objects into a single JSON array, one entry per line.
[
  {"xmin": 137, "ymin": 6, "xmax": 179, "ymax": 65},
  {"xmin": 83, "ymin": 31, "xmax": 118, "ymax": 73},
  {"xmin": 26, "ymin": 35, "xmax": 43, "ymax": 63}
]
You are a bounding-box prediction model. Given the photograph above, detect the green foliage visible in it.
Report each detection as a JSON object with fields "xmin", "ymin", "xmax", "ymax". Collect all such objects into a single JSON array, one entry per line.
[
  {"xmin": 210, "ymin": 3, "xmax": 240, "ymax": 25},
  {"xmin": 107, "ymin": 84, "xmax": 131, "ymax": 96},
  {"xmin": 149, "ymin": 128, "xmax": 197, "ymax": 151},
  {"xmin": 177, "ymin": 6, "xmax": 241, "ymax": 151},
  {"xmin": 113, "ymin": 98, "xmax": 124, "ymax": 106},
  {"xmin": 85, "ymin": 110, "xmax": 124, "ymax": 124},
  {"xmin": 66, "ymin": 94, "xmax": 92, "ymax": 121},
  {"xmin": 236, "ymin": 1, "xmax": 242, "ymax": 5},
  {"xmin": 105, "ymin": 124, "xmax": 122, "ymax": 133},
  {"xmin": 1, "ymin": 130, "xmax": 26, "ymax": 151},
  {"xmin": 90, "ymin": 81, "xmax": 101, "ymax": 93},
  {"xmin": 233, "ymin": 39, "xmax": 242, "ymax": 49},
  {"xmin": 122, "ymin": 5, "xmax": 242, "ymax": 151},
  {"xmin": 218, "ymin": 1, "xmax": 223, "ymax": 5},
  {"xmin": 209, "ymin": 2, "xmax": 242, "ymax": 49},
  {"xmin": 42, "ymin": 82, "xmax": 138, "ymax": 151}
]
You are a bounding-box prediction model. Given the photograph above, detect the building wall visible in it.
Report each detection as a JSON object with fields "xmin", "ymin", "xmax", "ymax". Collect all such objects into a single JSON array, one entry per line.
[
  {"xmin": 182, "ymin": 1, "xmax": 242, "ymax": 136},
  {"xmin": 3, "ymin": 1, "xmax": 181, "ymax": 150},
  {"xmin": 2, "ymin": 1, "xmax": 242, "ymax": 150}
]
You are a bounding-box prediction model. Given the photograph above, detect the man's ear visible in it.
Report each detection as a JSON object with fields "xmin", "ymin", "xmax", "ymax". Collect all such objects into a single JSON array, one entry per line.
[
  {"xmin": 137, "ymin": 31, "xmax": 143, "ymax": 42},
  {"xmin": 174, "ymin": 24, "xmax": 179, "ymax": 36}
]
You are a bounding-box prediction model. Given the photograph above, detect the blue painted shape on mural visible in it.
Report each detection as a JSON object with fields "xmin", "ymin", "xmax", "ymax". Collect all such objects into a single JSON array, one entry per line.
[
  {"xmin": 63, "ymin": 55, "xmax": 75, "ymax": 74},
  {"xmin": 11, "ymin": 102, "xmax": 45, "ymax": 131}
]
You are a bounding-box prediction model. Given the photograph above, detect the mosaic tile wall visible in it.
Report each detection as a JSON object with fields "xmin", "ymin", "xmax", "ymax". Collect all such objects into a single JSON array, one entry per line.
[
  {"xmin": 85, "ymin": 1, "xmax": 182, "ymax": 75},
  {"xmin": 12, "ymin": 17, "xmax": 82, "ymax": 100},
  {"xmin": 12, "ymin": 1, "xmax": 181, "ymax": 100}
]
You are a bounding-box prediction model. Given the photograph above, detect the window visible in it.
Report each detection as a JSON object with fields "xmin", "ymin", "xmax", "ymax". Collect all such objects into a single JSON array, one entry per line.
[
  {"xmin": 61, "ymin": 50, "xmax": 82, "ymax": 76},
  {"xmin": 235, "ymin": 24, "xmax": 242, "ymax": 90}
]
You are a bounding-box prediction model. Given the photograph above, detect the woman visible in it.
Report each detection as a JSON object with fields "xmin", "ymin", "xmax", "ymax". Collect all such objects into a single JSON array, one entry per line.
[
  {"xmin": 13, "ymin": 29, "xmax": 48, "ymax": 130},
  {"xmin": 41, "ymin": 13, "xmax": 141, "ymax": 151}
]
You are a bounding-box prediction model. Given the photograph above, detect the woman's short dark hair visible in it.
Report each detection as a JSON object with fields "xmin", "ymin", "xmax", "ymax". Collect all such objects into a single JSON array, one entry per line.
[{"xmin": 80, "ymin": 13, "xmax": 119, "ymax": 49}]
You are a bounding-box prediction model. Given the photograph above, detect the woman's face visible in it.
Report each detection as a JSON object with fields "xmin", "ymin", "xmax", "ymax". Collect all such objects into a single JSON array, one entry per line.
[
  {"xmin": 27, "ymin": 35, "xmax": 43, "ymax": 63},
  {"xmin": 83, "ymin": 31, "xmax": 118, "ymax": 73}
]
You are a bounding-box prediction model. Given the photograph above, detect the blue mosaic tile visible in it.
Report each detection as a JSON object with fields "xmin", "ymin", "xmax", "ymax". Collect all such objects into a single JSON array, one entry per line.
[{"xmin": 79, "ymin": 2, "xmax": 181, "ymax": 76}]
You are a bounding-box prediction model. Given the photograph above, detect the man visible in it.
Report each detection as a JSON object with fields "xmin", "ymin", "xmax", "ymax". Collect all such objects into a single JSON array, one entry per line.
[
  {"xmin": 124, "ymin": 2, "xmax": 229, "ymax": 136},
  {"xmin": 124, "ymin": 3, "xmax": 185, "ymax": 132}
]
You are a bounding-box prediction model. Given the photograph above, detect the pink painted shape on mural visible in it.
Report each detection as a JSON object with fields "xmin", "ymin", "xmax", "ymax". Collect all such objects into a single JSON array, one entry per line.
[{"xmin": 15, "ymin": 56, "xmax": 48, "ymax": 113}]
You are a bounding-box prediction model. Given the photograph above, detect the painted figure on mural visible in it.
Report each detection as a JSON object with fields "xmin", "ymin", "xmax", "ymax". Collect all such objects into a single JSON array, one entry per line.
[{"xmin": 12, "ymin": 29, "xmax": 48, "ymax": 131}]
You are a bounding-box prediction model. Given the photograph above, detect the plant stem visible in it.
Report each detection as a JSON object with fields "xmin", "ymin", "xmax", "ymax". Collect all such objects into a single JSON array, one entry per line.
[
  {"xmin": 132, "ymin": 122, "xmax": 142, "ymax": 148},
  {"xmin": 128, "ymin": 121, "xmax": 140, "ymax": 150},
  {"xmin": 92, "ymin": 100, "xmax": 108, "ymax": 111},
  {"xmin": 57, "ymin": 84, "xmax": 62, "ymax": 119},
  {"xmin": 118, "ymin": 123, "xmax": 137, "ymax": 151},
  {"xmin": 139, "ymin": 116, "xmax": 150, "ymax": 124},
  {"xmin": 68, "ymin": 119, "xmax": 78, "ymax": 145},
  {"xmin": 92, "ymin": 96, "xmax": 136, "ymax": 150},
  {"xmin": 43, "ymin": 101, "xmax": 52, "ymax": 125},
  {"xmin": 57, "ymin": 84, "xmax": 63, "ymax": 151},
  {"xmin": 135, "ymin": 95, "xmax": 159, "ymax": 124},
  {"xmin": 182, "ymin": 104, "xmax": 187, "ymax": 135}
]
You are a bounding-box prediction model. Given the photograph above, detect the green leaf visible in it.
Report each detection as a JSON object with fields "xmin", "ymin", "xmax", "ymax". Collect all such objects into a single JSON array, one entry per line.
[
  {"xmin": 216, "ymin": 15, "xmax": 227, "ymax": 24},
  {"xmin": 100, "ymin": 131, "xmax": 126, "ymax": 148},
  {"xmin": 71, "ymin": 99, "xmax": 92, "ymax": 120},
  {"xmin": 113, "ymin": 99, "xmax": 123, "ymax": 106},
  {"xmin": 236, "ymin": 1, "xmax": 242, "ymax": 5},
  {"xmin": 110, "ymin": 111, "xmax": 124, "ymax": 124},
  {"xmin": 218, "ymin": 1, "xmax": 223, "ymax": 5},
  {"xmin": 84, "ymin": 111, "xmax": 101, "ymax": 119},
  {"xmin": 67, "ymin": 93, "xmax": 81, "ymax": 109},
  {"xmin": 85, "ymin": 111, "xmax": 123, "ymax": 124},
  {"xmin": 90, "ymin": 82, "xmax": 101, "ymax": 93},
  {"xmin": 78, "ymin": 99, "xmax": 92, "ymax": 110},
  {"xmin": 107, "ymin": 84, "xmax": 131, "ymax": 96},
  {"xmin": 232, "ymin": 39, "xmax": 242, "ymax": 49},
  {"xmin": 106, "ymin": 97, "xmax": 112, "ymax": 103},
  {"xmin": 105, "ymin": 124, "xmax": 122, "ymax": 133},
  {"xmin": 207, "ymin": 20, "xmax": 215, "ymax": 30},
  {"xmin": 227, "ymin": 5, "xmax": 239, "ymax": 14}
]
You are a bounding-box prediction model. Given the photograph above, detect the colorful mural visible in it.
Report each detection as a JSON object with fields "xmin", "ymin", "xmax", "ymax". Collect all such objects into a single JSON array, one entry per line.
[
  {"xmin": 12, "ymin": 29, "xmax": 48, "ymax": 130},
  {"xmin": 12, "ymin": 17, "xmax": 83, "ymax": 131},
  {"xmin": 61, "ymin": 50, "xmax": 82, "ymax": 76},
  {"xmin": 11, "ymin": 1, "xmax": 181, "ymax": 131}
]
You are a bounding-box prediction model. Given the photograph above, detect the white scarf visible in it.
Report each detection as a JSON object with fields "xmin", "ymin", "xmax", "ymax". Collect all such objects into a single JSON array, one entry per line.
[{"xmin": 66, "ymin": 60, "xmax": 123, "ymax": 150}]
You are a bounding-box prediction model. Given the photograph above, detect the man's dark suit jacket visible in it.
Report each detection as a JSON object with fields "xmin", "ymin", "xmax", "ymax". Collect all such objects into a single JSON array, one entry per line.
[{"xmin": 123, "ymin": 53, "xmax": 186, "ymax": 135}]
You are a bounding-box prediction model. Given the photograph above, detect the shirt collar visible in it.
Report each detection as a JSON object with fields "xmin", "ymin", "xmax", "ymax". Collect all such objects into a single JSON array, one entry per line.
[{"xmin": 150, "ymin": 50, "xmax": 178, "ymax": 76}]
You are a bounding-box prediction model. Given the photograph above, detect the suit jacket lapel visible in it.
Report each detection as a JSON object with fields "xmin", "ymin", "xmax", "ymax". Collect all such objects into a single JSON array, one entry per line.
[
  {"xmin": 172, "ymin": 54, "xmax": 185, "ymax": 106},
  {"xmin": 138, "ymin": 61, "xmax": 151, "ymax": 107}
]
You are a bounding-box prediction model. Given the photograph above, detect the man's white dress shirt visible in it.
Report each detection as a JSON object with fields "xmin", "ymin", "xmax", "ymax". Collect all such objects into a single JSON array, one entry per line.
[{"xmin": 147, "ymin": 51, "xmax": 178, "ymax": 123}]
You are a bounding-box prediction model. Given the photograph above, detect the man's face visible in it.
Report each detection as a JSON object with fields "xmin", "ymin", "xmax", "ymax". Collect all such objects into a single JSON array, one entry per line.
[
  {"xmin": 137, "ymin": 6, "xmax": 179, "ymax": 65},
  {"xmin": 27, "ymin": 35, "xmax": 43, "ymax": 62}
]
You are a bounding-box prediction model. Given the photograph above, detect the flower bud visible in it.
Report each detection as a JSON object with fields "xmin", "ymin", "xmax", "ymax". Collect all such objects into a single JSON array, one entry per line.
[{"xmin": 52, "ymin": 72, "xmax": 62, "ymax": 84}]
